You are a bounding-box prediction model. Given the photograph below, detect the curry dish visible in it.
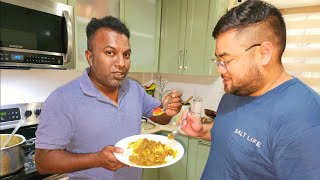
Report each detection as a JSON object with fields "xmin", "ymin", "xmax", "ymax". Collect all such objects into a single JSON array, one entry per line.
[
  {"xmin": 0, "ymin": 135, "xmax": 21, "ymax": 148},
  {"xmin": 128, "ymin": 138, "xmax": 177, "ymax": 166}
]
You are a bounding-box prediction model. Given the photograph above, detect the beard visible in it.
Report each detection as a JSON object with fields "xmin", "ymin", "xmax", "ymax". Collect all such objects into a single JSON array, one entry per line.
[
  {"xmin": 224, "ymin": 61, "xmax": 264, "ymax": 96},
  {"xmin": 89, "ymin": 65, "xmax": 129, "ymax": 90},
  {"xmin": 105, "ymin": 68, "xmax": 129, "ymax": 88}
]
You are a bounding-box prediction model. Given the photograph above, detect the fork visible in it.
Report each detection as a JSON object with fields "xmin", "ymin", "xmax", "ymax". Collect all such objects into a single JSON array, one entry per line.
[{"xmin": 167, "ymin": 109, "xmax": 190, "ymax": 139}]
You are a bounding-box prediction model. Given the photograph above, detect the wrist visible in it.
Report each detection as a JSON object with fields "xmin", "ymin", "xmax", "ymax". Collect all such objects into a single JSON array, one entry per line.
[{"xmin": 92, "ymin": 152, "xmax": 103, "ymax": 168}]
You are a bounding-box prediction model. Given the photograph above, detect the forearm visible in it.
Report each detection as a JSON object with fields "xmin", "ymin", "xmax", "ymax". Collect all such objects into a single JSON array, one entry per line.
[{"xmin": 35, "ymin": 149, "xmax": 100, "ymax": 174}]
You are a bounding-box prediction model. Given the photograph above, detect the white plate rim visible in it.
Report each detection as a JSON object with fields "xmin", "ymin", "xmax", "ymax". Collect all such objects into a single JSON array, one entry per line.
[{"xmin": 114, "ymin": 134, "xmax": 184, "ymax": 168}]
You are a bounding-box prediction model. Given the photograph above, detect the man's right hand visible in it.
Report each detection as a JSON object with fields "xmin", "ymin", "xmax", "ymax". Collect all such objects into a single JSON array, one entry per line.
[
  {"xmin": 180, "ymin": 110, "xmax": 213, "ymax": 141},
  {"xmin": 180, "ymin": 110, "xmax": 204, "ymax": 137},
  {"xmin": 97, "ymin": 146, "xmax": 127, "ymax": 171}
]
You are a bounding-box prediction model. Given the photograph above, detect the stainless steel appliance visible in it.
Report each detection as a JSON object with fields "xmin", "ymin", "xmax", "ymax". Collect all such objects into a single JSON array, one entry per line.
[
  {"xmin": 0, "ymin": 0, "xmax": 74, "ymax": 69},
  {"xmin": 1, "ymin": 103, "xmax": 43, "ymax": 179},
  {"xmin": 0, "ymin": 102, "xmax": 68, "ymax": 179}
]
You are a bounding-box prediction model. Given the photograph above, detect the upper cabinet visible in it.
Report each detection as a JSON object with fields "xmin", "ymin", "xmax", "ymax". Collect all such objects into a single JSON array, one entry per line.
[
  {"xmin": 68, "ymin": 0, "xmax": 120, "ymax": 70},
  {"xmin": 52, "ymin": 0, "xmax": 68, "ymax": 4},
  {"xmin": 159, "ymin": 0, "xmax": 228, "ymax": 75},
  {"xmin": 120, "ymin": 0, "xmax": 161, "ymax": 73}
]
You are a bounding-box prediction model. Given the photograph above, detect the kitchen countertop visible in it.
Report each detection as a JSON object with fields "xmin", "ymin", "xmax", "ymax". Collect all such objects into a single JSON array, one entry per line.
[{"xmin": 141, "ymin": 120, "xmax": 187, "ymax": 135}]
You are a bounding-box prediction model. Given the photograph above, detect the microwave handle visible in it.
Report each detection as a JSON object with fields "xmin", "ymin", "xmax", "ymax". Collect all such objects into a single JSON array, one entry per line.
[{"xmin": 63, "ymin": 10, "xmax": 73, "ymax": 63}]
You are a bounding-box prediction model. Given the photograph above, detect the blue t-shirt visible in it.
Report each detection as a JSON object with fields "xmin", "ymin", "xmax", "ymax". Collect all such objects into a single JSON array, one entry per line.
[
  {"xmin": 36, "ymin": 69, "xmax": 161, "ymax": 180},
  {"xmin": 202, "ymin": 78, "xmax": 320, "ymax": 180}
]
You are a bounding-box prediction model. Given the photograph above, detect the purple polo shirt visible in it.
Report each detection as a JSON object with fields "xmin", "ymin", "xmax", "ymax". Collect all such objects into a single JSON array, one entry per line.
[{"xmin": 36, "ymin": 69, "xmax": 161, "ymax": 180}]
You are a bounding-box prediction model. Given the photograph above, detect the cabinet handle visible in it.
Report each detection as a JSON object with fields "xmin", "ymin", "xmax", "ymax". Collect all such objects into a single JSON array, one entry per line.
[
  {"xmin": 184, "ymin": 49, "xmax": 188, "ymax": 69},
  {"xmin": 178, "ymin": 50, "xmax": 183, "ymax": 69},
  {"xmin": 198, "ymin": 140, "xmax": 210, "ymax": 146}
]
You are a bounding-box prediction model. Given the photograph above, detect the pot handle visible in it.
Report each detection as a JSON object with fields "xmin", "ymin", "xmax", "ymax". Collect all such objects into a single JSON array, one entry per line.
[{"xmin": 23, "ymin": 138, "xmax": 36, "ymax": 147}]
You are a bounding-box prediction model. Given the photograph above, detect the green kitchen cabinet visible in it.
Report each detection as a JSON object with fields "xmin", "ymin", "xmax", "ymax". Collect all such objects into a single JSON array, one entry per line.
[
  {"xmin": 142, "ymin": 168, "xmax": 159, "ymax": 180},
  {"xmin": 187, "ymin": 138, "xmax": 210, "ymax": 180},
  {"xmin": 52, "ymin": 0, "xmax": 67, "ymax": 4},
  {"xmin": 158, "ymin": 0, "xmax": 228, "ymax": 75},
  {"xmin": 68, "ymin": 0, "xmax": 120, "ymax": 70},
  {"xmin": 120, "ymin": 0, "xmax": 161, "ymax": 72}
]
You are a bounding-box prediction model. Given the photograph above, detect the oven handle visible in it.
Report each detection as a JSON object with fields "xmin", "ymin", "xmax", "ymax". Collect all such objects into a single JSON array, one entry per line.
[{"xmin": 63, "ymin": 10, "xmax": 73, "ymax": 64}]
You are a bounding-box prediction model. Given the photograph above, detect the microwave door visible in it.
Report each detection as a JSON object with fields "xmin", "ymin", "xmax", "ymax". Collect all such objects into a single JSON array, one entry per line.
[{"xmin": 0, "ymin": 0, "xmax": 74, "ymax": 69}]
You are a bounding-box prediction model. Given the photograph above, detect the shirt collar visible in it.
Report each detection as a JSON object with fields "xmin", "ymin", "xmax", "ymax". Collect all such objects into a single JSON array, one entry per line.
[{"xmin": 80, "ymin": 68, "xmax": 129, "ymax": 100}]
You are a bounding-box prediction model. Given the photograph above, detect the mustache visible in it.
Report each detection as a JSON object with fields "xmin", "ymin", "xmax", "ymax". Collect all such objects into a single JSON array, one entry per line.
[{"xmin": 114, "ymin": 67, "xmax": 128, "ymax": 73}]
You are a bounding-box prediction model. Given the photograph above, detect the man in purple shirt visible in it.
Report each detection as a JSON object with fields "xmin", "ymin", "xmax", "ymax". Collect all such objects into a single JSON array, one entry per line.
[{"xmin": 35, "ymin": 16, "xmax": 182, "ymax": 180}]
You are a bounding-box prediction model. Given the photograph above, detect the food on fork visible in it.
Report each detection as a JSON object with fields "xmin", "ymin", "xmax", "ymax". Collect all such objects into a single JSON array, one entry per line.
[
  {"xmin": 152, "ymin": 107, "xmax": 164, "ymax": 116},
  {"xmin": 167, "ymin": 133, "xmax": 174, "ymax": 140}
]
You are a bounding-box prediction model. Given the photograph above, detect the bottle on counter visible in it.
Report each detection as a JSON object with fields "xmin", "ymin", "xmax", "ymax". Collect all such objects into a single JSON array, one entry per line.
[{"xmin": 192, "ymin": 96, "xmax": 203, "ymax": 117}]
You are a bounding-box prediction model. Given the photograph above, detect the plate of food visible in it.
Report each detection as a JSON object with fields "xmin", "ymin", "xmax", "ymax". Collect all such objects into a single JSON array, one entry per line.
[{"xmin": 114, "ymin": 134, "xmax": 184, "ymax": 168}]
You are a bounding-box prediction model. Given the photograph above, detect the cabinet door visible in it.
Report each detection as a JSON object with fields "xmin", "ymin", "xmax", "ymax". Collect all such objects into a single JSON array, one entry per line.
[
  {"xmin": 187, "ymin": 138, "xmax": 210, "ymax": 180},
  {"xmin": 183, "ymin": 0, "xmax": 212, "ymax": 75},
  {"xmin": 52, "ymin": 0, "xmax": 68, "ymax": 4},
  {"xmin": 69, "ymin": 0, "xmax": 120, "ymax": 70},
  {"xmin": 194, "ymin": 140, "xmax": 210, "ymax": 179},
  {"xmin": 142, "ymin": 168, "xmax": 159, "ymax": 180},
  {"xmin": 203, "ymin": 0, "xmax": 229, "ymax": 76},
  {"xmin": 158, "ymin": 0, "xmax": 187, "ymax": 74},
  {"xmin": 120, "ymin": 0, "xmax": 161, "ymax": 72}
]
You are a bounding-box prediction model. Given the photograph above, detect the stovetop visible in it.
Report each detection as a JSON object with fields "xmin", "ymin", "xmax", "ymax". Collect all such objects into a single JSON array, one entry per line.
[{"xmin": 0, "ymin": 103, "xmax": 66, "ymax": 179}]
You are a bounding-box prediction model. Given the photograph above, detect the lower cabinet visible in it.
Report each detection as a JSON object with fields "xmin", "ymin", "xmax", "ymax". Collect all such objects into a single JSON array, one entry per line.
[
  {"xmin": 142, "ymin": 132, "xmax": 210, "ymax": 180},
  {"xmin": 142, "ymin": 168, "xmax": 159, "ymax": 180},
  {"xmin": 187, "ymin": 138, "xmax": 211, "ymax": 180}
]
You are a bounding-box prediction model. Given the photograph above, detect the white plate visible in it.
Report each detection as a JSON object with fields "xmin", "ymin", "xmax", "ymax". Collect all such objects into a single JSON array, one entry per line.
[{"xmin": 114, "ymin": 134, "xmax": 184, "ymax": 168}]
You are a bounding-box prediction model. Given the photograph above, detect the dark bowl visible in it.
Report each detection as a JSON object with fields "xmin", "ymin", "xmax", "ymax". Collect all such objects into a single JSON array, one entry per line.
[{"xmin": 204, "ymin": 109, "xmax": 216, "ymax": 119}]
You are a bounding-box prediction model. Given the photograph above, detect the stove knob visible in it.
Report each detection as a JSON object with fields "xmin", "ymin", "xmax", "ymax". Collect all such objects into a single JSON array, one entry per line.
[
  {"xmin": 35, "ymin": 108, "xmax": 42, "ymax": 116},
  {"xmin": 25, "ymin": 110, "xmax": 32, "ymax": 118}
]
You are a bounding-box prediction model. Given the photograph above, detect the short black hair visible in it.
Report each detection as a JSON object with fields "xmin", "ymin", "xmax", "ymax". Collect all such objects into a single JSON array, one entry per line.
[
  {"xmin": 212, "ymin": 0, "xmax": 286, "ymax": 56},
  {"xmin": 86, "ymin": 16, "xmax": 130, "ymax": 50}
]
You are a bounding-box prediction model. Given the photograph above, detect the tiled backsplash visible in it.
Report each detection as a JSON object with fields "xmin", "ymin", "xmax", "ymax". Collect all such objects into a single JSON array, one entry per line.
[{"xmin": 1, "ymin": 69, "xmax": 225, "ymax": 116}]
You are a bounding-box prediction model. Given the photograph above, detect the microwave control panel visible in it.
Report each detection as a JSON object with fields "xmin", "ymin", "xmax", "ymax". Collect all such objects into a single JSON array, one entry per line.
[{"xmin": 0, "ymin": 50, "xmax": 63, "ymax": 65}]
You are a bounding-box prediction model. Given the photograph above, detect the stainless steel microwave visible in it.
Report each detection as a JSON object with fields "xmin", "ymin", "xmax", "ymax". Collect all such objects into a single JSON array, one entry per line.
[{"xmin": 0, "ymin": 0, "xmax": 74, "ymax": 69}]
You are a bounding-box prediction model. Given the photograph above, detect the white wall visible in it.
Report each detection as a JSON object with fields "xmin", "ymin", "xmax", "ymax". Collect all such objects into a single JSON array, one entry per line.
[
  {"xmin": 166, "ymin": 79, "xmax": 224, "ymax": 114},
  {"xmin": 0, "ymin": 69, "xmax": 82, "ymax": 105}
]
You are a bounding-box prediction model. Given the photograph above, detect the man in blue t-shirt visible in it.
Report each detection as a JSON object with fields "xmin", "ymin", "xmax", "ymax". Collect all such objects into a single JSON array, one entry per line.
[{"xmin": 181, "ymin": 0, "xmax": 320, "ymax": 179}]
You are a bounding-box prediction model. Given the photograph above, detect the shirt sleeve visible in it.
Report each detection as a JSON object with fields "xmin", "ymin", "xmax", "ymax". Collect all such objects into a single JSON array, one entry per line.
[
  {"xmin": 273, "ymin": 125, "xmax": 320, "ymax": 179},
  {"xmin": 35, "ymin": 91, "xmax": 74, "ymax": 150},
  {"xmin": 133, "ymin": 82, "xmax": 160, "ymax": 118}
]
